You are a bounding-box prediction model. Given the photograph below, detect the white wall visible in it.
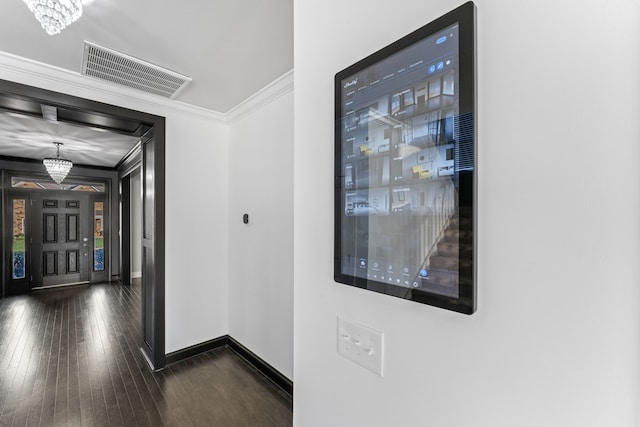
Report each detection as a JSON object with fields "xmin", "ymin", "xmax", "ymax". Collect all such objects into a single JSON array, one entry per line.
[
  {"xmin": 164, "ymin": 111, "xmax": 229, "ymax": 352},
  {"xmin": 294, "ymin": 1, "xmax": 640, "ymax": 426},
  {"xmin": 0, "ymin": 54, "xmax": 230, "ymax": 354},
  {"xmin": 227, "ymin": 73, "xmax": 294, "ymax": 379}
]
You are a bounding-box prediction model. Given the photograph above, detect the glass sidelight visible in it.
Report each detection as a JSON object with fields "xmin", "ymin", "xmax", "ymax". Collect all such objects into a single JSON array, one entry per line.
[
  {"xmin": 12, "ymin": 199, "xmax": 26, "ymax": 279},
  {"xmin": 94, "ymin": 201, "xmax": 104, "ymax": 271}
]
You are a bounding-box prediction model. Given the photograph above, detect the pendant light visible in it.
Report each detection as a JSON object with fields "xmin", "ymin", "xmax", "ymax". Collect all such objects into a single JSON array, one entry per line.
[{"xmin": 43, "ymin": 142, "xmax": 73, "ymax": 184}]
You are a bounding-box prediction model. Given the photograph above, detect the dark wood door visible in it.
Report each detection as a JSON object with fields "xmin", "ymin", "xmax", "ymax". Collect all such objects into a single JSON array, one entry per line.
[{"xmin": 31, "ymin": 193, "xmax": 91, "ymax": 288}]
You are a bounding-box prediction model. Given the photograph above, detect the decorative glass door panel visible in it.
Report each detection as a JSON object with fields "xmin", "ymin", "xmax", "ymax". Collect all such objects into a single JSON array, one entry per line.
[
  {"xmin": 5, "ymin": 193, "xmax": 31, "ymax": 295},
  {"xmin": 94, "ymin": 201, "xmax": 104, "ymax": 271},
  {"xmin": 12, "ymin": 199, "xmax": 26, "ymax": 280}
]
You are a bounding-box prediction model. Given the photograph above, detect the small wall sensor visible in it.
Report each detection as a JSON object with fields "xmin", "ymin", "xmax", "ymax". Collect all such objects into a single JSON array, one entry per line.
[{"xmin": 243, "ymin": 213, "xmax": 249, "ymax": 224}]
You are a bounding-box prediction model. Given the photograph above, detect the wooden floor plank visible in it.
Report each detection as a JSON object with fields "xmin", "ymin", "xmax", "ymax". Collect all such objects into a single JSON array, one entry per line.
[
  {"xmin": 24, "ymin": 301, "xmax": 54, "ymax": 427},
  {"xmin": 0, "ymin": 296, "xmax": 45, "ymax": 426},
  {"xmin": 66, "ymin": 296, "xmax": 82, "ymax": 427},
  {"xmin": 73, "ymin": 294, "xmax": 97, "ymax": 427},
  {"xmin": 53, "ymin": 298, "xmax": 70, "ymax": 427},
  {"xmin": 0, "ymin": 282, "xmax": 293, "ymax": 426}
]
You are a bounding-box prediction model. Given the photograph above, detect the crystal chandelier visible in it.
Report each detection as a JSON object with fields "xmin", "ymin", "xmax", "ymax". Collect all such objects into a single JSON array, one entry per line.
[
  {"xmin": 23, "ymin": 0, "xmax": 83, "ymax": 35},
  {"xmin": 43, "ymin": 143, "xmax": 73, "ymax": 184}
]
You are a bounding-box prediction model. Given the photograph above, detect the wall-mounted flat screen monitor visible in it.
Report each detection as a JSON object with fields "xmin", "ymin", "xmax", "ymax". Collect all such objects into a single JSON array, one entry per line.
[{"xmin": 334, "ymin": 2, "xmax": 476, "ymax": 314}]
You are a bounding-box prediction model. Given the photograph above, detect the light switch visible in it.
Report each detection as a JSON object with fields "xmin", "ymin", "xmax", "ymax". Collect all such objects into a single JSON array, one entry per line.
[{"xmin": 337, "ymin": 317, "xmax": 384, "ymax": 376}]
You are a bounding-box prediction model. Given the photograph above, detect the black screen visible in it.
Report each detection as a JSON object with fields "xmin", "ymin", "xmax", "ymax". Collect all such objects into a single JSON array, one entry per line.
[{"xmin": 334, "ymin": 2, "xmax": 476, "ymax": 314}]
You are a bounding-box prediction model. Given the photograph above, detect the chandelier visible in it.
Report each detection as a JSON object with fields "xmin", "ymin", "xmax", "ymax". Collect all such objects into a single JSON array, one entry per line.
[
  {"xmin": 43, "ymin": 142, "xmax": 73, "ymax": 184},
  {"xmin": 23, "ymin": 0, "xmax": 83, "ymax": 35}
]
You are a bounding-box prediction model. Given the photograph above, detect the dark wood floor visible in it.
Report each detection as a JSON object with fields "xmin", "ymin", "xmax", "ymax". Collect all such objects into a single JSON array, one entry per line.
[{"xmin": 0, "ymin": 281, "xmax": 292, "ymax": 426}]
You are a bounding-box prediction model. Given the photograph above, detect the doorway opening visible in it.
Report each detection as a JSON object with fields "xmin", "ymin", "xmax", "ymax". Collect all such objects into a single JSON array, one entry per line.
[{"xmin": 0, "ymin": 79, "xmax": 166, "ymax": 370}]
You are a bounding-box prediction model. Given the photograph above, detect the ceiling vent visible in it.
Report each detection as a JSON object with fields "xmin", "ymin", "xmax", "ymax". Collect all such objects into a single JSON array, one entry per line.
[{"xmin": 81, "ymin": 41, "xmax": 192, "ymax": 99}]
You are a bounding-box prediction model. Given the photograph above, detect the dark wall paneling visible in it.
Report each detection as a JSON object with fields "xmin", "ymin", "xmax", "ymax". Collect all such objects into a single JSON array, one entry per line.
[
  {"xmin": 120, "ymin": 174, "xmax": 131, "ymax": 287},
  {"xmin": 139, "ymin": 127, "xmax": 165, "ymax": 370}
]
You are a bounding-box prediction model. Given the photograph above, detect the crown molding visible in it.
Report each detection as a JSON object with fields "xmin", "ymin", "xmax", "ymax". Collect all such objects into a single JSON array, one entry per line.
[
  {"xmin": 0, "ymin": 51, "xmax": 293, "ymax": 124},
  {"xmin": 225, "ymin": 70, "xmax": 294, "ymax": 123},
  {"xmin": 0, "ymin": 51, "xmax": 226, "ymax": 122}
]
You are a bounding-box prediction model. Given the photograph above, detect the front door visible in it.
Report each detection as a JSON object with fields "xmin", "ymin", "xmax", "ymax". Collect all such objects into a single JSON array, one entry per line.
[
  {"xmin": 5, "ymin": 185, "xmax": 108, "ymax": 295},
  {"xmin": 30, "ymin": 193, "xmax": 91, "ymax": 288}
]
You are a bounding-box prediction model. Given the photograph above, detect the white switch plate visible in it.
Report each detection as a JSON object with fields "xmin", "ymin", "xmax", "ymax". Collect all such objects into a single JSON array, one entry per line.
[{"xmin": 337, "ymin": 317, "xmax": 384, "ymax": 376}]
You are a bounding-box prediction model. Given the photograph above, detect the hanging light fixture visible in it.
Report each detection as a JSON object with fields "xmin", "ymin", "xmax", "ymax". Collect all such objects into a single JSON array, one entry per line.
[
  {"xmin": 23, "ymin": 0, "xmax": 83, "ymax": 35},
  {"xmin": 43, "ymin": 142, "xmax": 73, "ymax": 184}
]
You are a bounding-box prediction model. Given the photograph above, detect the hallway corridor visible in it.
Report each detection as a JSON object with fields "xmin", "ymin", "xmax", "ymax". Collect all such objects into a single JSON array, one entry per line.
[{"xmin": 0, "ymin": 283, "xmax": 292, "ymax": 426}]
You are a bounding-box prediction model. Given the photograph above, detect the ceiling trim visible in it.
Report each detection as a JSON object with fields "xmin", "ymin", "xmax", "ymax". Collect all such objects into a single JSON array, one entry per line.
[
  {"xmin": 225, "ymin": 70, "xmax": 294, "ymax": 123},
  {"xmin": 0, "ymin": 50, "xmax": 226, "ymax": 122},
  {"xmin": 0, "ymin": 51, "xmax": 293, "ymax": 126}
]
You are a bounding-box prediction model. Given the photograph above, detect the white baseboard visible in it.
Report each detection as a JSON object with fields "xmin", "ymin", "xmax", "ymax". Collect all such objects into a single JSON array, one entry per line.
[{"xmin": 132, "ymin": 271, "xmax": 142, "ymax": 278}]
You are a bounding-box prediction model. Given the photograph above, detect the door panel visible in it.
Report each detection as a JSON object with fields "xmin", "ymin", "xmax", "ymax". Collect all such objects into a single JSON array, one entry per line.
[
  {"xmin": 31, "ymin": 193, "xmax": 90, "ymax": 288},
  {"xmin": 67, "ymin": 214, "xmax": 79, "ymax": 242}
]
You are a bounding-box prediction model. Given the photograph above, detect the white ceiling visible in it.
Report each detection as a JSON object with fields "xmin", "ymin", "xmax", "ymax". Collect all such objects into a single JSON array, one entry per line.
[
  {"xmin": 0, "ymin": 112, "xmax": 139, "ymax": 167},
  {"xmin": 0, "ymin": 0, "xmax": 293, "ymax": 168},
  {"xmin": 0, "ymin": 0, "xmax": 293, "ymax": 113}
]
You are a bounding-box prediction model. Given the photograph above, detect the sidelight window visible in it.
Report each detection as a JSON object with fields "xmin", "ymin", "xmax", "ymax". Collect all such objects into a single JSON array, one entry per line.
[
  {"xmin": 12, "ymin": 199, "xmax": 26, "ymax": 279},
  {"xmin": 94, "ymin": 201, "xmax": 105, "ymax": 271}
]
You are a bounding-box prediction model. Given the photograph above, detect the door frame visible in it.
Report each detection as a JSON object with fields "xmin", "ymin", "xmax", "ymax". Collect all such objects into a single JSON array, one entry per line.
[
  {"xmin": 0, "ymin": 79, "xmax": 166, "ymax": 370},
  {"xmin": 3, "ymin": 174, "xmax": 112, "ymax": 293},
  {"xmin": 120, "ymin": 173, "xmax": 132, "ymax": 288}
]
